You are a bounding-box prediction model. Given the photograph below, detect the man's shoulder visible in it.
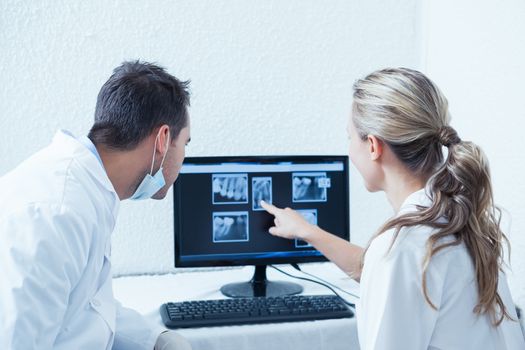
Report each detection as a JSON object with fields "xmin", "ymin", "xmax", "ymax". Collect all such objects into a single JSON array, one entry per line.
[
  {"xmin": 1, "ymin": 132, "xmax": 119, "ymax": 238},
  {"xmin": 1, "ymin": 144, "xmax": 73, "ymax": 206},
  {"xmin": 0, "ymin": 141, "xmax": 109, "ymax": 217},
  {"xmin": 0, "ymin": 161, "xmax": 107, "ymax": 259}
]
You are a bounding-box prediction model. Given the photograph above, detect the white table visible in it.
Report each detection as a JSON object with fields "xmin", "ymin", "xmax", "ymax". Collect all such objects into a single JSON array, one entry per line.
[{"xmin": 113, "ymin": 263, "xmax": 361, "ymax": 350}]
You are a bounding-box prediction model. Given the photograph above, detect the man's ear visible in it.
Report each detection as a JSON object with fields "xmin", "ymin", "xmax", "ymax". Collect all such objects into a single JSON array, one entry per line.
[
  {"xmin": 156, "ymin": 124, "xmax": 171, "ymax": 154},
  {"xmin": 367, "ymin": 135, "xmax": 383, "ymax": 161}
]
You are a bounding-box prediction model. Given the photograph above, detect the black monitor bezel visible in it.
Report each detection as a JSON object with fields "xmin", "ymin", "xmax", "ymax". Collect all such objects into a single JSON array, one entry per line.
[{"xmin": 174, "ymin": 155, "xmax": 350, "ymax": 268}]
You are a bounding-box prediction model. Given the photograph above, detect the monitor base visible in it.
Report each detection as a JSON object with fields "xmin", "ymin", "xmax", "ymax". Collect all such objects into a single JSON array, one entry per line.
[{"xmin": 220, "ymin": 265, "xmax": 303, "ymax": 298}]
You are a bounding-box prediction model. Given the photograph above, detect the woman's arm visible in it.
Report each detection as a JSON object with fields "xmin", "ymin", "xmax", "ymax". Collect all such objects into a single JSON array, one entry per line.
[
  {"xmin": 305, "ymin": 225, "xmax": 364, "ymax": 281},
  {"xmin": 261, "ymin": 201, "xmax": 364, "ymax": 281}
]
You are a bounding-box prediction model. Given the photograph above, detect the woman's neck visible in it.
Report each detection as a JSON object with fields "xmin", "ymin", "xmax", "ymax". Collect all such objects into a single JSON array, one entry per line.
[{"xmin": 384, "ymin": 168, "xmax": 426, "ymax": 213}]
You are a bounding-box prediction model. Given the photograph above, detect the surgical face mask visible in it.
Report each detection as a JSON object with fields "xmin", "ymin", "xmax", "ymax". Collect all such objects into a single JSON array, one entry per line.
[{"xmin": 130, "ymin": 132, "xmax": 170, "ymax": 200}]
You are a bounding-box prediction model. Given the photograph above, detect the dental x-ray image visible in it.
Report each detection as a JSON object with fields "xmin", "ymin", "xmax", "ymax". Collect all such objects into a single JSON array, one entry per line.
[
  {"xmin": 295, "ymin": 209, "xmax": 317, "ymax": 248},
  {"xmin": 212, "ymin": 174, "xmax": 248, "ymax": 204},
  {"xmin": 252, "ymin": 177, "xmax": 272, "ymax": 211},
  {"xmin": 292, "ymin": 172, "xmax": 329, "ymax": 202},
  {"xmin": 212, "ymin": 211, "xmax": 250, "ymax": 243}
]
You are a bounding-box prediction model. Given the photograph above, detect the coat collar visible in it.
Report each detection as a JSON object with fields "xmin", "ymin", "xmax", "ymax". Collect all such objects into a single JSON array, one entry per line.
[
  {"xmin": 397, "ymin": 187, "xmax": 433, "ymax": 216},
  {"xmin": 53, "ymin": 130, "xmax": 118, "ymax": 197}
]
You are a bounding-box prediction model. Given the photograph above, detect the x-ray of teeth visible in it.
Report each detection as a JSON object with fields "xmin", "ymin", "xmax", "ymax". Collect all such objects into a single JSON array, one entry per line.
[
  {"xmin": 295, "ymin": 239, "xmax": 312, "ymax": 248},
  {"xmin": 297, "ymin": 209, "xmax": 318, "ymax": 225},
  {"xmin": 252, "ymin": 177, "xmax": 272, "ymax": 211},
  {"xmin": 212, "ymin": 211, "xmax": 249, "ymax": 243},
  {"xmin": 295, "ymin": 209, "xmax": 317, "ymax": 248},
  {"xmin": 292, "ymin": 172, "xmax": 328, "ymax": 202},
  {"xmin": 212, "ymin": 174, "xmax": 248, "ymax": 204}
]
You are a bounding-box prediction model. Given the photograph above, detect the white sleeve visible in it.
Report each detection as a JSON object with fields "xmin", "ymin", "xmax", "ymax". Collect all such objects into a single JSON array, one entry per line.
[
  {"xmin": 358, "ymin": 242, "xmax": 442, "ymax": 350},
  {"xmin": 0, "ymin": 204, "xmax": 90, "ymax": 349},
  {"xmin": 112, "ymin": 301, "xmax": 165, "ymax": 350}
]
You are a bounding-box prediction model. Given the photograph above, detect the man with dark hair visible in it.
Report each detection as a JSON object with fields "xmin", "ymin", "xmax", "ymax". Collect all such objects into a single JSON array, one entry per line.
[{"xmin": 0, "ymin": 61, "xmax": 192, "ymax": 349}]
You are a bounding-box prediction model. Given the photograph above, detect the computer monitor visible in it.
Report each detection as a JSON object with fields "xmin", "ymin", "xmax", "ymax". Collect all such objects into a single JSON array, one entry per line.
[{"xmin": 173, "ymin": 155, "xmax": 350, "ymax": 297}]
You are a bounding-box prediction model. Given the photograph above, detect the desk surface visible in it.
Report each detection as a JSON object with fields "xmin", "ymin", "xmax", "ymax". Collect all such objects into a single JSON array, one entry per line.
[{"xmin": 113, "ymin": 263, "xmax": 360, "ymax": 350}]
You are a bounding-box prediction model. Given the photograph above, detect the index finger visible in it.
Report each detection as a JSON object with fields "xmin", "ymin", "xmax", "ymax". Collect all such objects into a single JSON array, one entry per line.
[{"xmin": 260, "ymin": 200, "xmax": 280, "ymax": 215}]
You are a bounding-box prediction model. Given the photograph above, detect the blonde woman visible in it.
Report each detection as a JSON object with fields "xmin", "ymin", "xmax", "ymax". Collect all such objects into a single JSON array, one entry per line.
[{"xmin": 261, "ymin": 68, "xmax": 525, "ymax": 349}]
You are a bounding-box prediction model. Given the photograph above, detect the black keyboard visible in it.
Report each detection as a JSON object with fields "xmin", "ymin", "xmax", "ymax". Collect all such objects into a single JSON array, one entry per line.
[{"xmin": 160, "ymin": 294, "xmax": 354, "ymax": 328}]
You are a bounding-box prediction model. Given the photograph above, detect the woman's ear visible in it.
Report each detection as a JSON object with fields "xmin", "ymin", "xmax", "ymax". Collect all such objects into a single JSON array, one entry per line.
[{"xmin": 367, "ymin": 135, "xmax": 383, "ymax": 161}]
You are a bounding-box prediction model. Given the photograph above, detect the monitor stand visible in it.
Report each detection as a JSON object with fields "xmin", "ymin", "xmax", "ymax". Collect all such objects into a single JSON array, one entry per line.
[{"xmin": 220, "ymin": 265, "xmax": 303, "ymax": 298}]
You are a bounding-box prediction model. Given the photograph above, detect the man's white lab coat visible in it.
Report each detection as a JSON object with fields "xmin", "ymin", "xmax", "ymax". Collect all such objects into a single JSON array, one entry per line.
[{"xmin": 0, "ymin": 130, "xmax": 162, "ymax": 349}]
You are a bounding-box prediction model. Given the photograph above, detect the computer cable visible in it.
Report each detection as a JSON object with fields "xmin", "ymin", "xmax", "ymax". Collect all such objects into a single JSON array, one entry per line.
[
  {"xmin": 269, "ymin": 265, "xmax": 356, "ymax": 308},
  {"xmin": 290, "ymin": 263, "xmax": 360, "ymax": 300}
]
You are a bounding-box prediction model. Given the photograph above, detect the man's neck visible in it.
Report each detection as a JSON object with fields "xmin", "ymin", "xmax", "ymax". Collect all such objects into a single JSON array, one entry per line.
[{"xmin": 96, "ymin": 145, "xmax": 150, "ymax": 200}]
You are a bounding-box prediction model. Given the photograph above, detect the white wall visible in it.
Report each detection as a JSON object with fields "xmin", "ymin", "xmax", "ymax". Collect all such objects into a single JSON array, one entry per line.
[
  {"xmin": 2, "ymin": 0, "xmax": 523, "ymax": 309},
  {"xmin": 3, "ymin": 0, "xmax": 523, "ymax": 308},
  {"xmin": 423, "ymin": 0, "xmax": 525, "ymax": 307},
  {"xmin": 0, "ymin": 0, "xmax": 421, "ymax": 274}
]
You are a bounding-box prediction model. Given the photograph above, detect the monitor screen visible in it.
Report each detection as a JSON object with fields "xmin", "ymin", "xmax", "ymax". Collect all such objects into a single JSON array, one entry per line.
[{"xmin": 174, "ymin": 155, "xmax": 350, "ymax": 268}]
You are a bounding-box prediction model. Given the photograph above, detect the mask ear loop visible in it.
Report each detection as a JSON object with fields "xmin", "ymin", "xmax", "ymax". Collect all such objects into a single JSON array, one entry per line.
[{"xmin": 149, "ymin": 130, "xmax": 171, "ymax": 175}]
